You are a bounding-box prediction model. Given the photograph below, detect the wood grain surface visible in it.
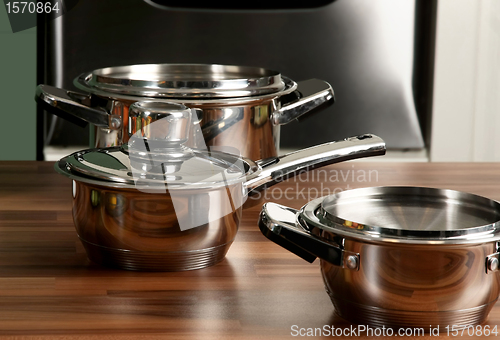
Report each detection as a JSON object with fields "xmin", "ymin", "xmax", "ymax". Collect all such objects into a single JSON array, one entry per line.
[{"xmin": 0, "ymin": 161, "xmax": 499, "ymax": 339}]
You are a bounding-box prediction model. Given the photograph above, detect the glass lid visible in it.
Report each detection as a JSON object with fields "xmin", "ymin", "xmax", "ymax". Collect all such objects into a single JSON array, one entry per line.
[
  {"xmin": 301, "ymin": 186, "xmax": 500, "ymax": 244},
  {"xmin": 74, "ymin": 63, "xmax": 287, "ymax": 99},
  {"xmin": 56, "ymin": 145, "xmax": 250, "ymax": 190},
  {"xmin": 55, "ymin": 101, "xmax": 254, "ymax": 190}
]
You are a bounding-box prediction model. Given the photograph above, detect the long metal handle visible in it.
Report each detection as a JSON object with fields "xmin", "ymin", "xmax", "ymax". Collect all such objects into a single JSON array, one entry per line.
[
  {"xmin": 272, "ymin": 79, "xmax": 334, "ymax": 125},
  {"xmin": 245, "ymin": 134, "xmax": 385, "ymax": 195},
  {"xmin": 259, "ymin": 203, "xmax": 359, "ymax": 270},
  {"xmin": 35, "ymin": 84, "xmax": 112, "ymax": 128}
]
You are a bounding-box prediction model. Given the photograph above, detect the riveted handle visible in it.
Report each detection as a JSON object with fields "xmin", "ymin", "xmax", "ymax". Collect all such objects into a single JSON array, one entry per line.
[
  {"xmin": 35, "ymin": 84, "xmax": 114, "ymax": 128},
  {"xmin": 259, "ymin": 202, "xmax": 360, "ymax": 270},
  {"xmin": 486, "ymin": 242, "xmax": 500, "ymax": 274},
  {"xmin": 272, "ymin": 79, "xmax": 334, "ymax": 125}
]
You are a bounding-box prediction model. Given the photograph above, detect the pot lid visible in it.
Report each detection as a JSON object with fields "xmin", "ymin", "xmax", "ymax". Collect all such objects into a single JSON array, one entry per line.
[
  {"xmin": 75, "ymin": 63, "xmax": 287, "ymax": 99},
  {"xmin": 56, "ymin": 146, "xmax": 251, "ymax": 190},
  {"xmin": 55, "ymin": 101, "xmax": 256, "ymax": 190},
  {"xmin": 301, "ymin": 186, "xmax": 500, "ymax": 244}
]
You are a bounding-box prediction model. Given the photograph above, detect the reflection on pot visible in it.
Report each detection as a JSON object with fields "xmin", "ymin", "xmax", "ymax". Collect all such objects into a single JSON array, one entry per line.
[
  {"xmin": 35, "ymin": 64, "xmax": 335, "ymax": 161},
  {"xmin": 72, "ymin": 181, "xmax": 240, "ymax": 271},
  {"xmin": 104, "ymin": 192, "xmax": 127, "ymax": 217},
  {"xmin": 321, "ymin": 241, "xmax": 500, "ymax": 328},
  {"xmin": 259, "ymin": 187, "xmax": 500, "ymax": 328},
  {"xmin": 59, "ymin": 132, "xmax": 385, "ymax": 271}
]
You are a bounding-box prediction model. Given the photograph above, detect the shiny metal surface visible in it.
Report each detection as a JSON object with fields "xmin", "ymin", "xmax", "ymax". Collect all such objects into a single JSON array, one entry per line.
[
  {"xmin": 36, "ymin": 64, "xmax": 334, "ymax": 160},
  {"xmin": 58, "ymin": 134, "xmax": 385, "ymax": 271},
  {"xmin": 56, "ymin": 134, "xmax": 385, "ymax": 191},
  {"xmin": 198, "ymin": 107, "xmax": 244, "ymax": 142},
  {"xmin": 303, "ymin": 187, "xmax": 500, "ymax": 245},
  {"xmin": 127, "ymin": 101, "xmax": 192, "ymax": 143},
  {"xmin": 36, "ymin": 85, "xmax": 112, "ymax": 128},
  {"xmin": 245, "ymin": 134, "xmax": 385, "ymax": 196},
  {"xmin": 60, "ymin": 147, "xmax": 249, "ymax": 189},
  {"xmin": 321, "ymin": 242, "xmax": 500, "ymax": 328},
  {"xmin": 42, "ymin": 0, "xmax": 427, "ymax": 152},
  {"xmin": 79, "ymin": 64, "xmax": 285, "ymax": 98},
  {"xmin": 259, "ymin": 203, "xmax": 360, "ymax": 270},
  {"xmin": 487, "ymin": 243, "xmax": 500, "ymax": 274},
  {"xmin": 72, "ymin": 181, "xmax": 240, "ymax": 271},
  {"xmin": 258, "ymin": 190, "xmax": 500, "ymax": 328},
  {"xmin": 271, "ymin": 78, "xmax": 334, "ymax": 125},
  {"xmin": 488, "ymin": 257, "xmax": 499, "ymax": 272}
]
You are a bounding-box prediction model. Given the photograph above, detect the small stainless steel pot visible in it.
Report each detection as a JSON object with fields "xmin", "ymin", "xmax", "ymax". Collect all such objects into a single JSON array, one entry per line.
[
  {"xmin": 56, "ymin": 101, "xmax": 384, "ymax": 271},
  {"xmin": 259, "ymin": 187, "xmax": 500, "ymax": 328},
  {"xmin": 36, "ymin": 63, "xmax": 334, "ymax": 161}
]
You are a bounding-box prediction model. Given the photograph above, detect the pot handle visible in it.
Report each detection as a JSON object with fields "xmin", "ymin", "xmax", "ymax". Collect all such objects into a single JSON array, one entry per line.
[
  {"xmin": 259, "ymin": 202, "xmax": 360, "ymax": 270},
  {"xmin": 245, "ymin": 134, "xmax": 385, "ymax": 195},
  {"xmin": 35, "ymin": 84, "xmax": 113, "ymax": 129},
  {"xmin": 486, "ymin": 242, "xmax": 500, "ymax": 274},
  {"xmin": 272, "ymin": 79, "xmax": 334, "ymax": 125}
]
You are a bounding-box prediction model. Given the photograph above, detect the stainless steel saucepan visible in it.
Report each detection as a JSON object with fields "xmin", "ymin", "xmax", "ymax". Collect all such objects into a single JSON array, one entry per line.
[
  {"xmin": 36, "ymin": 63, "xmax": 334, "ymax": 161},
  {"xmin": 55, "ymin": 101, "xmax": 385, "ymax": 271},
  {"xmin": 259, "ymin": 186, "xmax": 500, "ymax": 328}
]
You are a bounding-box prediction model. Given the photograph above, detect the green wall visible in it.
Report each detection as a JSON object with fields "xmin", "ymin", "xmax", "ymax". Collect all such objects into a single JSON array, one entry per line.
[{"xmin": 0, "ymin": 5, "xmax": 36, "ymax": 160}]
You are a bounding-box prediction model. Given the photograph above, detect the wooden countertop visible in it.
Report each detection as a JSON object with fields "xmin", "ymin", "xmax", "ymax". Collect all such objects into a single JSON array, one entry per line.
[{"xmin": 0, "ymin": 161, "xmax": 499, "ymax": 339}]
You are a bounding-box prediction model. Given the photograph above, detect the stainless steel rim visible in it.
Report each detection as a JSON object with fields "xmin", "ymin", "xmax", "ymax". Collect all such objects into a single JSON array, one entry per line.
[
  {"xmin": 55, "ymin": 149, "xmax": 259, "ymax": 191},
  {"xmin": 56, "ymin": 135, "xmax": 385, "ymax": 192},
  {"xmin": 74, "ymin": 63, "xmax": 292, "ymax": 100},
  {"xmin": 301, "ymin": 186, "xmax": 500, "ymax": 245}
]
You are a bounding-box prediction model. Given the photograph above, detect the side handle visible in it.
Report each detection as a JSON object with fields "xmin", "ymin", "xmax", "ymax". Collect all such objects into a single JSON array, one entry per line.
[
  {"xmin": 486, "ymin": 241, "xmax": 500, "ymax": 274},
  {"xmin": 272, "ymin": 79, "xmax": 334, "ymax": 125},
  {"xmin": 35, "ymin": 84, "xmax": 113, "ymax": 129},
  {"xmin": 259, "ymin": 202, "xmax": 360, "ymax": 270}
]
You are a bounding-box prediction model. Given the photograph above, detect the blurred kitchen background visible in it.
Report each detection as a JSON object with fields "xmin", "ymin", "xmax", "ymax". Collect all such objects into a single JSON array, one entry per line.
[{"xmin": 1, "ymin": 0, "xmax": 499, "ymax": 161}]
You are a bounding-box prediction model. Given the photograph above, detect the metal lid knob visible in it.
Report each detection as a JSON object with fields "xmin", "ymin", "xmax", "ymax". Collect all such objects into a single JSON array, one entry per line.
[{"xmin": 128, "ymin": 101, "xmax": 192, "ymax": 146}]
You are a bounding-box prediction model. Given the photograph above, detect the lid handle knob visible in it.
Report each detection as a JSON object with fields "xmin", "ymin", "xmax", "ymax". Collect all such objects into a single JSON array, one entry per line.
[{"xmin": 128, "ymin": 101, "xmax": 192, "ymax": 146}]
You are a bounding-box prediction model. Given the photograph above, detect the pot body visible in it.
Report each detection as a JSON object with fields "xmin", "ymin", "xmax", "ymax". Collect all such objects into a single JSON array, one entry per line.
[
  {"xmin": 259, "ymin": 199, "xmax": 500, "ymax": 329},
  {"xmin": 72, "ymin": 180, "xmax": 243, "ymax": 271},
  {"xmin": 60, "ymin": 135, "xmax": 385, "ymax": 271},
  {"xmin": 94, "ymin": 96, "xmax": 281, "ymax": 161},
  {"xmin": 36, "ymin": 65, "xmax": 334, "ymax": 161},
  {"xmin": 321, "ymin": 237, "xmax": 500, "ymax": 328}
]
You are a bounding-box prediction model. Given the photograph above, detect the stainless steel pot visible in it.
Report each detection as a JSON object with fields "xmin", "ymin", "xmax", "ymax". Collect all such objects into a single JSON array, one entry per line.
[
  {"xmin": 55, "ymin": 101, "xmax": 385, "ymax": 271},
  {"xmin": 259, "ymin": 186, "xmax": 500, "ymax": 328},
  {"xmin": 36, "ymin": 63, "xmax": 334, "ymax": 161}
]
